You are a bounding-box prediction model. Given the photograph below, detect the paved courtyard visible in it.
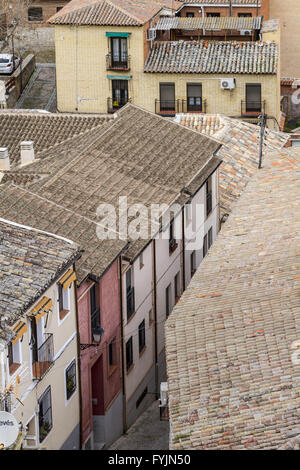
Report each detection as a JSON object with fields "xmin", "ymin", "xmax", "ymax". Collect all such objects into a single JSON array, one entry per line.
[
  {"xmin": 15, "ymin": 64, "xmax": 57, "ymax": 112},
  {"xmin": 108, "ymin": 400, "xmax": 169, "ymax": 451}
]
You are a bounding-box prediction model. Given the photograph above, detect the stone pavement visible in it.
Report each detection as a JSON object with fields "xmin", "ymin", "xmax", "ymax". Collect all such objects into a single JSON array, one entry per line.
[
  {"xmin": 15, "ymin": 64, "xmax": 57, "ymax": 112},
  {"xmin": 108, "ymin": 400, "xmax": 169, "ymax": 451}
]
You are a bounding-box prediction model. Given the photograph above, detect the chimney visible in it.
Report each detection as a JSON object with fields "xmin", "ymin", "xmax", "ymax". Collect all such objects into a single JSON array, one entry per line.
[
  {"xmin": 20, "ymin": 141, "xmax": 34, "ymax": 166},
  {"xmin": 0, "ymin": 148, "xmax": 10, "ymax": 171}
]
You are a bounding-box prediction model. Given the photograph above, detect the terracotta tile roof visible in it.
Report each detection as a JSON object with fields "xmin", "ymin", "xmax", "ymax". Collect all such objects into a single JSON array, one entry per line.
[
  {"xmin": 144, "ymin": 40, "xmax": 278, "ymax": 74},
  {"xmin": 175, "ymin": 114, "xmax": 289, "ymax": 216},
  {"xmin": 48, "ymin": 0, "xmax": 181, "ymax": 26},
  {"xmin": 165, "ymin": 147, "xmax": 300, "ymax": 450},
  {"xmin": 0, "ymin": 218, "xmax": 80, "ymax": 324},
  {"xmin": 154, "ymin": 16, "xmax": 262, "ymax": 31},
  {"xmin": 0, "ymin": 104, "xmax": 220, "ymax": 284},
  {"xmin": 0, "ymin": 111, "xmax": 112, "ymax": 168},
  {"xmin": 178, "ymin": 0, "xmax": 261, "ymax": 4}
]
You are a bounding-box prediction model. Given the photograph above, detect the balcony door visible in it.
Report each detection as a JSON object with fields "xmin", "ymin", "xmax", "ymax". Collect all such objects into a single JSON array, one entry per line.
[
  {"xmin": 187, "ymin": 83, "xmax": 202, "ymax": 112},
  {"xmin": 160, "ymin": 83, "xmax": 175, "ymax": 112},
  {"xmin": 111, "ymin": 37, "xmax": 128, "ymax": 68},
  {"xmin": 246, "ymin": 84, "xmax": 261, "ymax": 112},
  {"xmin": 112, "ymin": 80, "xmax": 128, "ymax": 110}
]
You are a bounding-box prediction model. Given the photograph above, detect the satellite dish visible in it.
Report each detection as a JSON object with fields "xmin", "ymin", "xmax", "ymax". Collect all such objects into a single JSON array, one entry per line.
[{"xmin": 0, "ymin": 411, "xmax": 19, "ymax": 449}]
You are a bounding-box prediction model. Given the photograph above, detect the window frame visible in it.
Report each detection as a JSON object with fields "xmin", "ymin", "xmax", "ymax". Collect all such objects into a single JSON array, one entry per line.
[
  {"xmin": 126, "ymin": 337, "xmax": 133, "ymax": 372},
  {"xmin": 38, "ymin": 386, "xmax": 53, "ymax": 443},
  {"xmin": 138, "ymin": 319, "xmax": 146, "ymax": 354},
  {"xmin": 28, "ymin": 6, "xmax": 43, "ymax": 22},
  {"xmin": 65, "ymin": 358, "xmax": 77, "ymax": 402}
]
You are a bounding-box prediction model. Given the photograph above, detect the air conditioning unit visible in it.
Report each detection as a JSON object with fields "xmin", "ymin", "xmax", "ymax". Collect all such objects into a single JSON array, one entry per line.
[
  {"xmin": 147, "ymin": 28, "xmax": 156, "ymax": 41},
  {"xmin": 240, "ymin": 29, "xmax": 252, "ymax": 36},
  {"xmin": 220, "ymin": 78, "xmax": 236, "ymax": 90}
]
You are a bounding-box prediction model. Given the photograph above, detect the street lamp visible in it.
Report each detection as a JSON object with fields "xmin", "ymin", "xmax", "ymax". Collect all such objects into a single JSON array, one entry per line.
[{"xmin": 80, "ymin": 327, "xmax": 104, "ymax": 350}]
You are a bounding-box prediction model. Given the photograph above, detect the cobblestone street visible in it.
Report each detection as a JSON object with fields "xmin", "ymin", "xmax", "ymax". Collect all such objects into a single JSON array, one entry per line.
[{"xmin": 108, "ymin": 401, "xmax": 169, "ymax": 451}]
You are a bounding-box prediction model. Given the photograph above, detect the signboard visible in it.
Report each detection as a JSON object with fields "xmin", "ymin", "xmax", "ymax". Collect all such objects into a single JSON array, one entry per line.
[{"xmin": 0, "ymin": 411, "xmax": 19, "ymax": 449}]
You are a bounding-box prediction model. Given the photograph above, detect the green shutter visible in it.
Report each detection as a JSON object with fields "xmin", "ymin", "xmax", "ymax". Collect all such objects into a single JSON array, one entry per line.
[{"xmin": 105, "ymin": 32, "xmax": 131, "ymax": 38}]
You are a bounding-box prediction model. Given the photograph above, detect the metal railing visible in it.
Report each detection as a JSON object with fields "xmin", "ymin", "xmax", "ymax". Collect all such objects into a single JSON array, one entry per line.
[
  {"xmin": 32, "ymin": 333, "xmax": 54, "ymax": 380},
  {"xmin": 155, "ymin": 99, "xmax": 181, "ymax": 116},
  {"xmin": 106, "ymin": 53, "xmax": 130, "ymax": 71},
  {"xmin": 181, "ymin": 98, "xmax": 207, "ymax": 114},
  {"xmin": 107, "ymin": 97, "xmax": 131, "ymax": 114},
  {"xmin": 241, "ymin": 100, "xmax": 266, "ymax": 116}
]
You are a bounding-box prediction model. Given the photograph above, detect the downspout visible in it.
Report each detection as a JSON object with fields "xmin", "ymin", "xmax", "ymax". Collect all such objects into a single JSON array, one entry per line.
[
  {"xmin": 74, "ymin": 272, "xmax": 83, "ymax": 449},
  {"xmin": 153, "ymin": 240, "xmax": 159, "ymax": 399},
  {"xmin": 181, "ymin": 208, "xmax": 186, "ymax": 292},
  {"xmin": 75, "ymin": 26, "xmax": 79, "ymax": 111},
  {"xmin": 119, "ymin": 257, "xmax": 127, "ymax": 433},
  {"xmin": 200, "ymin": 6, "xmax": 205, "ymax": 36}
]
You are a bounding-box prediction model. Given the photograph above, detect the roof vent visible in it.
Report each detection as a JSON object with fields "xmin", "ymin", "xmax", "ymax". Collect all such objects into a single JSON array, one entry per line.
[
  {"xmin": 0, "ymin": 148, "xmax": 10, "ymax": 171},
  {"xmin": 20, "ymin": 141, "xmax": 34, "ymax": 166}
]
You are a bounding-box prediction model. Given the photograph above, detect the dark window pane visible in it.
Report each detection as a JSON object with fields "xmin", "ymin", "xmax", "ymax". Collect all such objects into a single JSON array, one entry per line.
[
  {"xmin": 138, "ymin": 320, "xmax": 145, "ymax": 352},
  {"xmin": 66, "ymin": 360, "xmax": 76, "ymax": 400}
]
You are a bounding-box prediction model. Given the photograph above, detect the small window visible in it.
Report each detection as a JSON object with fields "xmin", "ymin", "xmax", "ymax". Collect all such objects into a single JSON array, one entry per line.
[
  {"xmin": 65, "ymin": 359, "xmax": 76, "ymax": 401},
  {"xmin": 38, "ymin": 386, "xmax": 52, "ymax": 443},
  {"xmin": 56, "ymin": 6, "xmax": 63, "ymax": 12},
  {"xmin": 191, "ymin": 251, "xmax": 196, "ymax": 278},
  {"xmin": 28, "ymin": 7, "xmax": 43, "ymax": 22},
  {"xmin": 186, "ymin": 12, "xmax": 194, "ymax": 18},
  {"xmin": 208, "ymin": 227, "xmax": 213, "ymax": 250},
  {"xmin": 206, "ymin": 176, "xmax": 212, "ymax": 217},
  {"xmin": 108, "ymin": 339, "xmax": 117, "ymax": 373},
  {"xmin": 7, "ymin": 340, "xmax": 21, "ymax": 375},
  {"xmin": 126, "ymin": 268, "xmax": 135, "ymax": 320},
  {"xmin": 90, "ymin": 284, "xmax": 101, "ymax": 337},
  {"xmin": 169, "ymin": 219, "xmax": 177, "ymax": 254},
  {"xmin": 126, "ymin": 337, "xmax": 133, "ymax": 371},
  {"xmin": 57, "ymin": 283, "xmax": 70, "ymax": 321},
  {"xmin": 203, "ymin": 234, "xmax": 208, "ymax": 259},
  {"xmin": 238, "ymin": 13, "xmax": 252, "ymax": 17},
  {"xmin": 166, "ymin": 284, "xmax": 171, "ymax": 318},
  {"xmin": 207, "ymin": 12, "xmax": 220, "ymax": 17},
  {"xmin": 175, "ymin": 272, "xmax": 180, "ymax": 300},
  {"xmin": 139, "ymin": 253, "xmax": 144, "ymax": 269},
  {"xmin": 138, "ymin": 320, "xmax": 146, "ymax": 353}
]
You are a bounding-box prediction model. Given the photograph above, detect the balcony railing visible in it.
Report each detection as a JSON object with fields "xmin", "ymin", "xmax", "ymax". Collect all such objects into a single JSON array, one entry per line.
[
  {"xmin": 106, "ymin": 53, "xmax": 131, "ymax": 71},
  {"xmin": 107, "ymin": 97, "xmax": 131, "ymax": 114},
  {"xmin": 181, "ymin": 98, "xmax": 207, "ymax": 114},
  {"xmin": 127, "ymin": 287, "xmax": 135, "ymax": 320},
  {"xmin": 32, "ymin": 333, "xmax": 54, "ymax": 380},
  {"xmin": 155, "ymin": 99, "xmax": 181, "ymax": 116},
  {"xmin": 241, "ymin": 100, "xmax": 266, "ymax": 117}
]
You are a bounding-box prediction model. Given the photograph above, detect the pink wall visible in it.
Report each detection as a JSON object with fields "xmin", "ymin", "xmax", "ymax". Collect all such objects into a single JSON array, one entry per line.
[{"xmin": 77, "ymin": 259, "xmax": 122, "ymax": 446}]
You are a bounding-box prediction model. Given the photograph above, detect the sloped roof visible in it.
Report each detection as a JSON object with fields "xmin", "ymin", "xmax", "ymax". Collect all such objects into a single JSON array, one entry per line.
[
  {"xmin": 154, "ymin": 16, "xmax": 262, "ymax": 31},
  {"xmin": 178, "ymin": 0, "xmax": 261, "ymax": 4},
  {"xmin": 0, "ymin": 110, "xmax": 112, "ymax": 167},
  {"xmin": 175, "ymin": 114, "xmax": 289, "ymax": 215},
  {"xmin": 0, "ymin": 104, "xmax": 220, "ymax": 284},
  {"xmin": 165, "ymin": 146, "xmax": 300, "ymax": 450},
  {"xmin": 144, "ymin": 40, "xmax": 278, "ymax": 74},
  {"xmin": 48, "ymin": 0, "xmax": 181, "ymax": 26},
  {"xmin": 0, "ymin": 218, "xmax": 80, "ymax": 324}
]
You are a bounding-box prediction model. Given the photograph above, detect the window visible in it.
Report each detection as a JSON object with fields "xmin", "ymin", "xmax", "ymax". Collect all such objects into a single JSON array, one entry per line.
[
  {"xmin": 38, "ymin": 386, "xmax": 52, "ymax": 443},
  {"xmin": 126, "ymin": 337, "xmax": 133, "ymax": 371},
  {"xmin": 166, "ymin": 284, "xmax": 171, "ymax": 318},
  {"xmin": 191, "ymin": 251, "xmax": 196, "ymax": 277},
  {"xmin": 126, "ymin": 268, "xmax": 135, "ymax": 320},
  {"xmin": 65, "ymin": 360, "xmax": 76, "ymax": 401},
  {"xmin": 7, "ymin": 340, "xmax": 21, "ymax": 375},
  {"xmin": 206, "ymin": 176, "xmax": 212, "ymax": 217},
  {"xmin": 187, "ymin": 83, "xmax": 202, "ymax": 112},
  {"xmin": 207, "ymin": 12, "xmax": 220, "ymax": 17},
  {"xmin": 112, "ymin": 80, "xmax": 129, "ymax": 110},
  {"xmin": 238, "ymin": 13, "xmax": 252, "ymax": 17},
  {"xmin": 175, "ymin": 272, "xmax": 180, "ymax": 302},
  {"xmin": 159, "ymin": 83, "xmax": 175, "ymax": 113},
  {"xmin": 245, "ymin": 84, "xmax": 262, "ymax": 113},
  {"xmin": 139, "ymin": 253, "xmax": 144, "ymax": 270},
  {"xmin": 28, "ymin": 7, "xmax": 43, "ymax": 22},
  {"xmin": 169, "ymin": 219, "xmax": 177, "ymax": 254},
  {"xmin": 90, "ymin": 284, "xmax": 100, "ymax": 337},
  {"xmin": 138, "ymin": 320, "xmax": 146, "ymax": 353},
  {"xmin": 203, "ymin": 233, "xmax": 208, "ymax": 259},
  {"xmin": 58, "ymin": 283, "xmax": 70, "ymax": 321},
  {"xmin": 111, "ymin": 37, "xmax": 128, "ymax": 69},
  {"xmin": 208, "ymin": 227, "xmax": 213, "ymax": 250},
  {"xmin": 56, "ymin": 6, "xmax": 63, "ymax": 12},
  {"xmin": 186, "ymin": 12, "xmax": 194, "ymax": 18},
  {"xmin": 108, "ymin": 339, "xmax": 117, "ymax": 373}
]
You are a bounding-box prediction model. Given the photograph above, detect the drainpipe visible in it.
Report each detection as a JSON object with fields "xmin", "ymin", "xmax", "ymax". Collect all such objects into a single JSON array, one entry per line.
[
  {"xmin": 119, "ymin": 257, "xmax": 127, "ymax": 433},
  {"xmin": 181, "ymin": 208, "xmax": 186, "ymax": 292},
  {"xmin": 74, "ymin": 270, "xmax": 83, "ymax": 449},
  {"xmin": 200, "ymin": 7, "xmax": 205, "ymax": 36},
  {"xmin": 152, "ymin": 240, "xmax": 159, "ymax": 399}
]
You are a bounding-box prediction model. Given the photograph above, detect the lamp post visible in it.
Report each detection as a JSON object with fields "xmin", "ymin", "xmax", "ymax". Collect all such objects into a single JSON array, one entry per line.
[{"xmin": 80, "ymin": 327, "xmax": 104, "ymax": 350}]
